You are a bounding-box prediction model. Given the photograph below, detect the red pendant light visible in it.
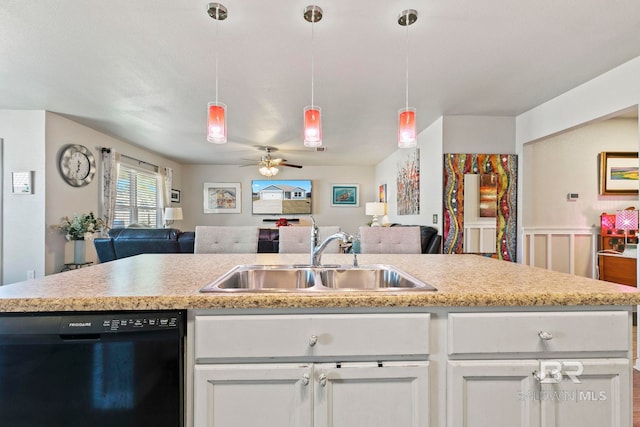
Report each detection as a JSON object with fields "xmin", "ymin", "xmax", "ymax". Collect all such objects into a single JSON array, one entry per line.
[
  {"xmin": 398, "ymin": 107, "xmax": 416, "ymax": 148},
  {"xmin": 206, "ymin": 3, "xmax": 228, "ymax": 144},
  {"xmin": 303, "ymin": 5, "xmax": 323, "ymax": 147},
  {"xmin": 303, "ymin": 106, "xmax": 322, "ymax": 147},
  {"xmin": 207, "ymin": 102, "xmax": 227, "ymax": 144},
  {"xmin": 397, "ymin": 9, "xmax": 418, "ymax": 148}
]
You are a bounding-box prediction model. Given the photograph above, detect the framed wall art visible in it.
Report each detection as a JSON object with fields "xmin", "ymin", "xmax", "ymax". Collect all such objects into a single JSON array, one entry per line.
[
  {"xmin": 170, "ymin": 189, "xmax": 181, "ymax": 203},
  {"xmin": 378, "ymin": 184, "xmax": 387, "ymax": 203},
  {"xmin": 599, "ymin": 152, "xmax": 639, "ymax": 195},
  {"xmin": 203, "ymin": 182, "xmax": 241, "ymax": 214},
  {"xmin": 397, "ymin": 148, "xmax": 420, "ymax": 215},
  {"xmin": 331, "ymin": 184, "xmax": 359, "ymax": 207},
  {"xmin": 12, "ymin": 171, "xmax": 33, "ymax": 195}
]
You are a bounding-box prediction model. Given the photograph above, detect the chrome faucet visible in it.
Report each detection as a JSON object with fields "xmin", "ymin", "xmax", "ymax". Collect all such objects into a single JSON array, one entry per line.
[{"xmin": 310, "ymin": 216, "xmax": 353, "ymax": 267}]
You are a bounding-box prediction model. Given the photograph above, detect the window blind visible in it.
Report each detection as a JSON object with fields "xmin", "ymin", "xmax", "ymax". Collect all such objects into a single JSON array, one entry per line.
[{"xmin": 114, "ymin": 164, "xmax": 160, "ymax": 227}]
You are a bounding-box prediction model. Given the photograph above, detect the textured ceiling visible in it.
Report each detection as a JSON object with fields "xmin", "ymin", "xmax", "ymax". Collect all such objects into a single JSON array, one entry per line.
[{"xmin": 1, "ymin": 0, "xmax": 640, "ymax": 167}]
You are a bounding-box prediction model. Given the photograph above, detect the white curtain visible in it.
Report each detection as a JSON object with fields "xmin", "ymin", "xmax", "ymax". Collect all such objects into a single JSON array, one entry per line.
[
  {"xmin": 159, "ymin": 166, "xmax": 173, "ymax": 210},
  {"xmin": 100, "ymin": 148, "xmax": 119, "ymax": 230}
]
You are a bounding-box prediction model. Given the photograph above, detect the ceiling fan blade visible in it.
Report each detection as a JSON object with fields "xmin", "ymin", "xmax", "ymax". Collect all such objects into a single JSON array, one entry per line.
[{"xmin": 281, "ymin": 162, "xmax": 303, "ymax": 169}]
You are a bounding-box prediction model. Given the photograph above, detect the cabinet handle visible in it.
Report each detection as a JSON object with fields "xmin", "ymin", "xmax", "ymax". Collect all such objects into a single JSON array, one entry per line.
[
  {"xmin": 319, "ymin": 373, "xmax": 327, "ymax": 387},
  {"xmin": 302, "ymin": 373, "xmax": 310, "ymax": 386},
  {"xmin": 532, "ymin": 370, "xmax": 544, "ymax": 382},
  {"xmin": 538, "ymin": 331, "xmax": 553, "ymax": 340},
  {"xmin": 308, "ymin": 335, "xmax": 318, "ymax": 347},
  {"xmin": 533, "ymin": 368, "xmax": 562, "ymax": 383}
]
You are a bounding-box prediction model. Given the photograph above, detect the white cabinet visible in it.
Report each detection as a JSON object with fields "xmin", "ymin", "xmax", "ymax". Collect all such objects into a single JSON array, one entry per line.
[
  {"xmin": 192, "ymin": 313, "xmax": 431, "ymax": 427},
  {"xmin": 314, "ymin": 362, "xmax": 429, "ymax": 427},
  {"xmin": 193, "ymin": 364, "xmax": 312, "ymax": 427},
  {"xmin": 189, "ymin": 308, "xmax": 633, "ymax": 427},
  {"xmin": 446, "ymin": 311, "xmax": 631, "ymax": 427},
  {"xmin": 448, "ymin": 360, "xmax": 540, "ymax": 426}
]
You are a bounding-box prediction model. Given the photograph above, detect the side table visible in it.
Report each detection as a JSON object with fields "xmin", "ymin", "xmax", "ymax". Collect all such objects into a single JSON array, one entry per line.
[
  {"xmin": 597, "ymin": 252, "xmax": 637, "ymax": 287},
  {"xmin": 61, "ymin": 262, "xmax": 93, "ymax": 272}
]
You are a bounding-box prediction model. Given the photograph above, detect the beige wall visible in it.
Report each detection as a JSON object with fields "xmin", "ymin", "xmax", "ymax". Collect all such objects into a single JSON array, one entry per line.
[
  {"xmin": 522, "ymin": 117, "xmax": 637, "ymax": 278},
  {"xmin": 44, "ymin": 112, "xmax": 184, "ymax": 276},
  {"xmin": 524, "ymin": 117, "xmax": 638, "ymax": 229},
  {"xmin": 180, "ymin": 164, "xmax": 375, "ymax": 236}
]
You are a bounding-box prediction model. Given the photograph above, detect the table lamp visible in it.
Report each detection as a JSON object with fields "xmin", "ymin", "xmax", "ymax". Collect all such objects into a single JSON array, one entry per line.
[
  {"xmin": 164, "ymin": 207, "xmax": 183, "ymax": 228},
  {"xmin": 365, "ymin": 202, "xmax": 386, "ymax": 227},
  {"xmin": 615, "ymin": 209, "xmax": 638, "ymax": 257}
]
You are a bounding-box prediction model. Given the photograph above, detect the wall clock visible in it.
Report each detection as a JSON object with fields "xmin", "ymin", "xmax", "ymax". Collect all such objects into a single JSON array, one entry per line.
[{"xmin": 59, "ymin": 144, "xmax": 96, "ymax": 187}]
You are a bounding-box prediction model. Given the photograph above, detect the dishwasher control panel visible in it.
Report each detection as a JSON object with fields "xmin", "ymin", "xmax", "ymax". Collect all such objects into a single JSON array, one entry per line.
[{"xmin": 59, "ymin": 311, "xmax": 183, "ymax": 334}]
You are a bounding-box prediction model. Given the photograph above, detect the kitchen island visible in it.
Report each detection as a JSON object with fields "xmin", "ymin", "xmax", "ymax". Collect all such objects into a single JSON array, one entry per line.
[
  {"xmin": 0, "ymin": 253, "xmax": 638, "ymax": 310},
  {"xmin": 0, "ymin": 253, "xmax": 639, "ymax": 427}
]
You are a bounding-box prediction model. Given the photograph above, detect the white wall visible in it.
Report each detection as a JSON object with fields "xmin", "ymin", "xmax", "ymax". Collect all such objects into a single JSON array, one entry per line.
[
  {"xmin": 443, "ymin": 115, "xmax": 516, "ymax": 154},
  {"xmin": 373, "ymin": 115, "xmax": 516, "ymax": 234},
  {"xmin": 0, "ymin": 111, "xmax": 46, "ymax": 285},
  {"xmin": 181, "ymin": 164, "xmax": 374, "ymax": 236},
  {"xmin": 375, "ymin": 117, "xmax": 444, "ymax": 230},
  {"xmin": 524, "ymin": 118, "xmax": 638, "ymax": 228},
  {"xmin": 516, "ymin": 55, "xmax": 640, "ymax": 261}
]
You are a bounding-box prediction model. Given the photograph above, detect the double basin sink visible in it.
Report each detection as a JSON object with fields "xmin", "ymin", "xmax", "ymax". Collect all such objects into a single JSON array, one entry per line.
[{"xmin": 200, "ymin": 264, "xmax": 437, "ymax": 293}]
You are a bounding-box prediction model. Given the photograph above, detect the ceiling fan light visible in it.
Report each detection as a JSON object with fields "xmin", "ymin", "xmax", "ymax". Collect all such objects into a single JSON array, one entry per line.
[
  {"xmin": 303, "ymin": 106, "xmax": 322, "ymax": 147},
  {"xmin": 207, "ymin": 102, "xmax": 227, "ymax": 144},
  {"xmin": 398, "ymin": 107, "xmax": 417, "ymax": 148},
  {"xmin": 259, "ymin": 165, "xmax": 279, "ymax": 177}
]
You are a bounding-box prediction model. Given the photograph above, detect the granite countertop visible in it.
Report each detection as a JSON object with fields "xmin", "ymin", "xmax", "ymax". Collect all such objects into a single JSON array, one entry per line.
[{"xmin": 0, "ymin": 253, "xmax": 639, "ymax": 312}]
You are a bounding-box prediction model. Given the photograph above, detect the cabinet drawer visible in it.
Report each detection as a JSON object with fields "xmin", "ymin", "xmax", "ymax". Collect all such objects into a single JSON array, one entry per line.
[
  {"xmin": 448, "ymin": 311, "xmax": 628, "ymax": 355},
  {"xmin": 195, "ymin": 313, "xmax": 430, "ymax": 361}
]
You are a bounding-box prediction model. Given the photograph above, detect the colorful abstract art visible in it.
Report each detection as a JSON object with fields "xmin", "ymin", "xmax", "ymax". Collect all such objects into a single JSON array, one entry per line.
[
  {"xmin": 443, "ymin": 153, "xmax": 518, "ymax": 261},
  {"xmin": 397, "ymin": 149, "xmax": 420, "ymax": 215}
]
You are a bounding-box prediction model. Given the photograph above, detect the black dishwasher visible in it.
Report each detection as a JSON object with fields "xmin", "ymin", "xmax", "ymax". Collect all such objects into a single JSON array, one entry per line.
[{"xmin": 0, "ymin": 310, "xmax": 185, "ymax": 427}]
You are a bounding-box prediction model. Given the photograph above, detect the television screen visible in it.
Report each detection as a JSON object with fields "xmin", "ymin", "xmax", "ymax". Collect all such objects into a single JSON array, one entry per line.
[{"xmin": 251, "ymin": 180, "xmax": 312, "ymax": 215}]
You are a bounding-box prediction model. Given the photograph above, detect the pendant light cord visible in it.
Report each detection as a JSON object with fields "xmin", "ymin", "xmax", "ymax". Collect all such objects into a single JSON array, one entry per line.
[
  {"xmin": 310, "ymin": 11, "xmax": 315, "ymax": 108},
  {"xmin": 215, "ymin": 7, "xmax": 220, "ymax": 104},
  {"xmin": 405, "ymin": 22, "xmax": 409, "ymax": 111}
]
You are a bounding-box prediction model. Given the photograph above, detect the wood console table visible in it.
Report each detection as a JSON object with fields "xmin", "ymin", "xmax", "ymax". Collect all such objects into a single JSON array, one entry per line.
[{"xmin": 598, "ymin": 252, "xmax": 637, "ymax": 287}]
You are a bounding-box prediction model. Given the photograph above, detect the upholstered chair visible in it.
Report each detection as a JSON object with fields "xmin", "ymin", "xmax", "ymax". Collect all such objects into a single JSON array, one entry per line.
[
  {"xmin": 278, "ymin": 226, "xmax": 341, "ymax": 253},
  {"xmin": 194, "ymin": 226, "xmax": 259, "ymax": 253},
  {"xmin": 358, "ymin": 226, "xmax": 422, "ymax": 254}
]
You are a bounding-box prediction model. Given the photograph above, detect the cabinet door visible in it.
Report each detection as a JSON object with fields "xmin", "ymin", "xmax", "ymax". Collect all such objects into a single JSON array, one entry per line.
[
  {"xmin": 193, "ymin": 363, "xmax": 312, "ymax": 427},
  {"xmin": 314, "ymin": 361, "xmax": 430, "ymax": 427},
  {"xmin": 448, "ymin": 360, "xmax": 540, "ymax": 427},
  {"xmin": 539, "ymin": 359, "xmax": 630, "ymax": 427}
]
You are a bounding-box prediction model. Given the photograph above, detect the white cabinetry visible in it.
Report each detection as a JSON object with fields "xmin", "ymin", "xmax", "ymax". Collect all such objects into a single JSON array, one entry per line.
[
  {"xmin": 446, "ymin": 311, "xmax": 631, "ymax": 427},
  {"xmin": 192, "ymin": 313, "xmax": 431, "ymax": 427}
]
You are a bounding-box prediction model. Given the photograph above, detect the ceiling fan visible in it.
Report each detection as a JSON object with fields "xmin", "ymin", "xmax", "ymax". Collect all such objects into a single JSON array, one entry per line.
[{"xmin": 243, "ymin": 147, "xmax": 302, "ymax": 177}]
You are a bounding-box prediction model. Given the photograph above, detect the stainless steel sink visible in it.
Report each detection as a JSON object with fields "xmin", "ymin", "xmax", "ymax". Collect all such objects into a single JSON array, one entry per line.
[
  {"xmin": 199, "ymin": 264, "xmax": 437, "ymax": 292},
  {"xmin": 212, "ymin": 267, "xmax": 316, "ymax": 291}
]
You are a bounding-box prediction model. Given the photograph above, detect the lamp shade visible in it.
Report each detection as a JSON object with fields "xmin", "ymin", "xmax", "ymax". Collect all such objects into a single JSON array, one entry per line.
[
  {"xmin": 398, "ymin": 107, "xmax": 416, "ymax": 148},
  {"xmin": 303, "ymin": 106, "xmax": 322, "ymax": 147},
  {"xmin": 615, "ymin": 209, "xmax": 639, "ymax": 231},
  {"xmin": 164, "ymin": 207, "xmax": 183, "ymax": 221},
  {"xmin": 207, "ymin": 102, "xmax": 227, "ymax": 143},
  {"xmin": 365, "ymin": 202, "xmax": 386, "ymax": 216}
]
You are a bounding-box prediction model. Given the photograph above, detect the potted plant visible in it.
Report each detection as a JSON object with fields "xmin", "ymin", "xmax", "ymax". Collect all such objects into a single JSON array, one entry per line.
[{"xmin": 56, "ymin": 212, "xmax": 107, "ymax": 264}]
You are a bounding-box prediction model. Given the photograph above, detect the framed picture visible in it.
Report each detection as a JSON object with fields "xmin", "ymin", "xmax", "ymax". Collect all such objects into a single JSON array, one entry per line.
[
  {"xmin": 378, "ymin": 184, "xmax": 387, "ymax": 203},
  {"xmin": 170, "ymin": 189, "xmax": 181, "ymax": 203},
  {"xmin": 331, "ymin": 184, "xmax": 359, "ymax": 207},
  {"xmin": 203, "ymin": 182, "xmax": 241, "ymax": 213},
  {"xmin": 599, "ymin": 152, "xmax": 639, "ymax": 195},
  {"xmin": 12, "ymin": 171, "xmax": 33, "ymax": 194}
]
